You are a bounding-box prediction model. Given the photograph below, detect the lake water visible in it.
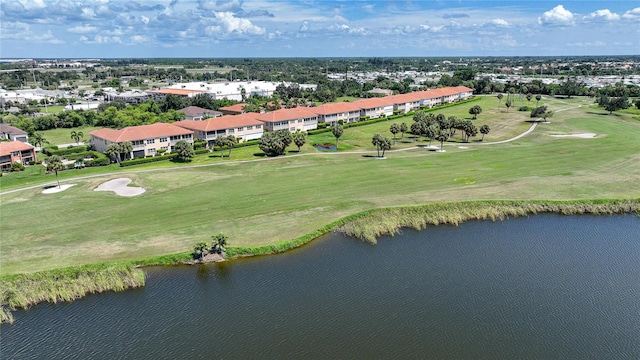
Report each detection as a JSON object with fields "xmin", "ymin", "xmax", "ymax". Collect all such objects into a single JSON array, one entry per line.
[{"xmin": 2, "ymin": 215, "xmax": 639, "ymax": 359}]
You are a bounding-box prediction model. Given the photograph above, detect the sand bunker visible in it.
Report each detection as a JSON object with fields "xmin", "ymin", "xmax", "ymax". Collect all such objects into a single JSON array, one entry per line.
[
  {"xmin": 550, "ymin": 133, "xmax": 596, "ymax": 138},
  {"xmin": 42, "ymin": 184, "xmax": 76, "ymax": 194},
  {"xmin": 94, "ymin": 178, "xmax": 146, "ymax": 197}
]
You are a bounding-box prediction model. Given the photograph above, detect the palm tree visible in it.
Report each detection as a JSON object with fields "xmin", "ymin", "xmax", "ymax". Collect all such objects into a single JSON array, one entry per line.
[
  {"xmin": 497, "ymin": 93, "xmax": 504, "ymax": 106},
  {"xmin": 225, "ymin": 135, "xmax": 237, "ymax": 157},
  {"xmin": 535, "ymin": 94, "xmax": 542, "ymax": 107},
  {"xmin": 292, "ymin": 130, "xmax": 307, "ymax": 152},
  {"xmin": 389, "ymin": 123, "xmax": 400, "ymax": 144},
  {"xmin": 216, "ymin": 136, "xmax": 228, "ymax": 157},
  {"xmin": 32, "ymin": 133, "xmax": 48, "ymax": 151},
  {"xmin": 46, "ymin": 155, "xmax": 64, "ymax": 188},
  {"xmin": 399, "ymin": 123, "xmax": 408, "ymax": 139},
  {"xmin": 119, "ymin": 141, "xmax": 133, "ymax": 161},
  {"xmin": 70, "ymin": 130, "xmax": 84, "ymax": 145},
  {"xmin": 435, "ymin": 129, "xmax": 449, "ymax": 152},
  {"xmin": 331, "ymin": 124, "xmax": 344, "ymax": 149},
  {"xmin": 479, "ymin": 125, "xmax": 490, "ymax": 141},
  {"xmin": 505, "ymin": 99, "xmax": 512, "ymax": 112},
  {"xmin": 105, "ymin": 143, "xmax": 121, "ymax": 164},
  {"xmin": 193, "ymin": 242, "xmax": 209, "ymax": 260},
  {"xmin": 211, "ymin": 233, "xmax": 228, "ymax": 254}
]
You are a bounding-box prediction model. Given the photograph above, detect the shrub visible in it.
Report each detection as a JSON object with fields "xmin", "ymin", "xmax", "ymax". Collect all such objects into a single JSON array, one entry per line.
[
  {"xmin": 120, "ymin": 154, "xmax": 177, "ymax": 167},
  {"xmin": 193, "ymin": 141, "xmax": 207, "ymax": 150},
  {"xmin": 317, "ymin": 122, "xmax": 329, "ymax": 129},
  {"xmin": 43, "ymin": 145, "xmax": 92, "ymax": 156},
  {"xmin": 11, "ymin": 162, "xmax": 25, "ymax": 172},
  {"xmin": 518, "ymin": 105, "xmax": 532, "ymax": 111}
]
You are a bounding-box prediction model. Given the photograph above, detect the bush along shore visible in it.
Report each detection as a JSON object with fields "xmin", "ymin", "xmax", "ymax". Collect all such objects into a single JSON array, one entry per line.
[{"xmin": 2, "ymin": 199, "xmax": 638, "ymax": 324}]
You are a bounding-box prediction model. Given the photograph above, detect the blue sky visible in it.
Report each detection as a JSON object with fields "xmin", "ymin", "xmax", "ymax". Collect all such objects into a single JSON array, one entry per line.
[{"xmin": 1, "ymin": 0, "xmax": 639, "ymax": 58}]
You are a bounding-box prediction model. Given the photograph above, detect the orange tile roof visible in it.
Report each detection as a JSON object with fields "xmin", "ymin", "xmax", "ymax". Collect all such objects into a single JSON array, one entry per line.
[
  {"xmin": 219, "ymin": 103, "xmax": 247, "ymax": 113},
  {"xmin": 0, "ymin": 141, "xmax": 35, "ymax": 155},
  {"xmin": 311, "ymin": 101, "xmax": 362, "ymax": 115},
  {"xmin": 90, "ymin": 123, "xmax": 193, "ymax": 143},
  {"xmin": 252, "ymin": 107, "xmax": 318, "ymax": 123},
  {"xmin": 352, "ymin": 97, "xmax": 395, "ymax": 109},
  {"xmin": 174, "ymin": 114, "xmax": 264, "ymax": 132},
  {"xmin": 147, "ymin": 88, "xmax": 205, "ymax": 96}
]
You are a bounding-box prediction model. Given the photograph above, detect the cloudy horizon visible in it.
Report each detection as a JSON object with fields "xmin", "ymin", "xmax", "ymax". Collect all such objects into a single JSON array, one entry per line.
[{"xmin": 1, "ymin": 0, "xmax": 639, "ymax": 58}]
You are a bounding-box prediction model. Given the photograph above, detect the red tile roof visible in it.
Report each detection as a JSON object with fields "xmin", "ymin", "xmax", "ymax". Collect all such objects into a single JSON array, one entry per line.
[
  {"xmin": 219, "ymin": 103, "xmax": 247, "ymax": 113},
  {"xmin": 352, "ymin": 97, "xmax": 395, "ymax": 109},
  {"xmin": 0, "ymin": 141, "xmax": 35, "ymax": 155},
  {"xmin": 252, "ymin": 108, "xmax": 318, "ymax": 123},
  {"xmin": 174, "ymin": 114, "xmax": 264, "ymax": 132},
  {"xmin": 311, "ymin": 101, "xmax": 361, "ymax": 115},
  {"xmin": 90, "ymin": 123, "xmax": 193, "ymax": 143}
]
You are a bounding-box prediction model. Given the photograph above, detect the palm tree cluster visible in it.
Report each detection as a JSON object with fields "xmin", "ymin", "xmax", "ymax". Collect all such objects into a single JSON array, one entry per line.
[
  {"xmin": 104, "ymin": 141, "xmax": 133, "ymax": 164},
  {"xmin": 192, "ymin": 234, "xmax": 228, "ymax": 260},
  {"xmin": 215, "ymin": 135, "xmax": 238, "ymax": 157},
  {"xmin": 259, "ymin": 129, "xmax": 293, "ymax": 156},
  {"xmin": 371, "ymin": 133, "xmax": 392, "ymax": 158},
  {"xmin": 410, "ymin": 112, "xmax": 486, "ymax": 145}
]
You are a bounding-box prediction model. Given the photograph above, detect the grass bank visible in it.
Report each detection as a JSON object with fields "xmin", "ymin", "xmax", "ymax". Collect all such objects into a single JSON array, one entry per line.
[{"xmin": 1, "ymin": 198, "xmax": 638, "ymax": 324}]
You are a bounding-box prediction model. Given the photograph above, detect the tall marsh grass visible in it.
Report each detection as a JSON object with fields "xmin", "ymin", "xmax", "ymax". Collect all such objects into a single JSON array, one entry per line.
[
  {"xmin": 0, "ymin": 264, "xmax": 145, "ymax": 324},
  {"xmin": 340, "ymin": 199, "xmax": 640, "ymax": 243}
]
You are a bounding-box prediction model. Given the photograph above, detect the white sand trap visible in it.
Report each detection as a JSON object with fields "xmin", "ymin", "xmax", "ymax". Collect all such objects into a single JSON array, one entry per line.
[
  {"xmin": 42, "ymin": 184, "xmax": 76, "ymax": 194},
  {"xmin": 94, "ymin": 178, "xmax": 146, "ymax": 197},
  {"xmin": 550, "ymin": 133, "xmax": 596, "ymax": 138},
  {"xmin": 458, "ymin": 146, "xmax": 468, "ymax": 149}
]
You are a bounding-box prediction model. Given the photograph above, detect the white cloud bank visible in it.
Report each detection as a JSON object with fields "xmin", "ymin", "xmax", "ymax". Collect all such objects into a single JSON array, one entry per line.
[{"xmin": 538, "ymin": 5, "xmax": 574, "ymax": 26}]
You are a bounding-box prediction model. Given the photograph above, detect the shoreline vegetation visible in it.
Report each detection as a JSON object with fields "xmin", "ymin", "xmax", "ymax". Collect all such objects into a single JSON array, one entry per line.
[{"xmin": 2, "ymin": 198, "xmax": 638, "ymax": 325}]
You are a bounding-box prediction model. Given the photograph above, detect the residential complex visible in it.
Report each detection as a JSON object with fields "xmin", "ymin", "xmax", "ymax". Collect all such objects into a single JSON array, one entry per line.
[
  {"xmin": 88, "ymin": 86, "xmax": 473, "ymax": 159},
  {"xmin": 174, "ymin": 114, "xmax": 264, "ymax": 146},
  {"xmin": 0, "ymin": 123, "xmax": 29, "ymax": 143},
  {"xmin": 90, "ymin": 123, "xmax": 193, "ymax": 159},
  {"xmin": 0, "ymin": 141, "xmax": 36, "ymax": 170}
]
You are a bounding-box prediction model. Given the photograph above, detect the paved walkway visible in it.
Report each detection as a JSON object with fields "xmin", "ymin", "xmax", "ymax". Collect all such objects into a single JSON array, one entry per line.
[{"xmin": 0, "ymin": 105, "xmax": 582, "ymax": 196}]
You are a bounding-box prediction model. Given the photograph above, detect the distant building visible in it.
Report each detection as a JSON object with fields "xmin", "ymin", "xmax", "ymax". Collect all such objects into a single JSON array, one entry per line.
[
  {"xmin": 0, "ymin": 141, "xmax": 36, "ymax": 170},
  {"xmin": 90, "ymin": 123, "xmax": 193, "ymax": 159},
  {"xmin": 0, "ymin": 123, "xmax": 29, "ymax": 143},
  {"xmin": 177, "ymin": 106, "xmax": 222, "ymax": 120}
]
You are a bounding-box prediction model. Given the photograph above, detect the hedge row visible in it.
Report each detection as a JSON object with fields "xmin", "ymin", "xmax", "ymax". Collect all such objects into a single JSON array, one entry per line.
[
  {"xmin": 120, "ymin": 153, "xmax": 177, "ymax": 167},
  {"xmin": 42, "ymin": 145, "xmax": 92, "ymax": 156}
]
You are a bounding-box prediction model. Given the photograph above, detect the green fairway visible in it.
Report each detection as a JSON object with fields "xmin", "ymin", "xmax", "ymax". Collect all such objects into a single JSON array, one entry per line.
[{"xmin": 1, "ymin": 96, "xmax": 639, "ymax": 275}]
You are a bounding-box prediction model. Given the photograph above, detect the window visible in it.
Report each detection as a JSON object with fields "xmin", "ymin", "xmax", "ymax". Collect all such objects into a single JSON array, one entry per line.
[
  {"xmin": 246, "ymin": 126, "xmax": 253, "ymax": 130},
  {"xmin": 256, "ymin": 125, "xmax": 262, "ymax": 129},
  {"xmin": 146, "ymin": 139, "xmax": 155, "ymax": 144},
  {"xmin": 160, "ymin": 137, "xmax": 168, "ymax": 142},
  {"xmin": 228, "ymin": 129, "xmax": 234, "ymax": 133},
  {"xmin": 132, "ymin": 140, "xmax": 144, "ymax": 146},
  {"xmin": 12, "ymin": 151, "xmax": 19, "ymax": 156},
  {"xmin": 290, "ymin": 127, "xmax": 295, "ymax": 131},
  {"xmin": 237, "ymin": 127, "xmax": 244, "ymax": 132},
  {"xmin": 148, "ymin": 148, "xmax": 156, "ymax": 154},
  {"xmin": 160, "ymin": 146, "xmax": 168, "ymax": 150}
]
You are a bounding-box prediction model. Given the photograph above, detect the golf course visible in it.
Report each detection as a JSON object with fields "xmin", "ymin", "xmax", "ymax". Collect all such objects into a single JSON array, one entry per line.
[{"xmin": 1, "ymin": 95, "xmax": 639, "ymax": 322}]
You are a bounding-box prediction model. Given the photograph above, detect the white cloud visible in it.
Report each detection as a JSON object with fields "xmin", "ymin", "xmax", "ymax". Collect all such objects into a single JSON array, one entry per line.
[
  {"xmin": 67, "ymin": 25, "xmax": 98, "ymax": 34},
  {"xmin": 17, "ymin": 0, "xmax": 46, "ymax": 10},
  {"xmin": 213, "ymin": 11, "xmax": 265, "ymax": 35},
  {"xmin": 568, "ymin": 40, "xmax": 606, "ymax": 47},
  {"xmin": 141, "ymin": 16, "xmax": 150, "ymax": 25},
  {"xmin": 299, "ymin": 21, "xmax": 309, "ymax": 32},
  {"xmin": 583, "ymin": 9, "xmax": 620, "ymax": 21},
  {"xmin": 491, "ymin": 18, "xmax": 511, "ymax": 27},
  {"xmin": 538, "ymin": 5, "xmax": 574, "ymax": 26},
  {"xmin": 130, "ymin": 35, "xmax": 148, "ymax": 43},
  {"xmin": 81, "ymin": 34, "xmax": 122, "ymax": 44},
  {"xmin": 622, "ymin": 7, "xmax": 640, "ymax": 21}
]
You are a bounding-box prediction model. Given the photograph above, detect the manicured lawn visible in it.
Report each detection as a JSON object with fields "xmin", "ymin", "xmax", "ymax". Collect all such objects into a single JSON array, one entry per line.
[
  {"xmin": 37, "ymin": 126, "xmax": 101, "ymax": 147},
  {"xmin": 1, "ymin": 96, "xmax": 639, "ymax": 274},
  {"xmin": 37, "ymin": 105, "xmax": 66, "ymax": 114}
]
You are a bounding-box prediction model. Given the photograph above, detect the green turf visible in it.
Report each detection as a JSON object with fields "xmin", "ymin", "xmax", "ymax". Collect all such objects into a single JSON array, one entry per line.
[
  {"xmin": 1, "ymin": 96, "xmax": 639, "ymax": 275},
  {"xmin": 36, "ymin": 126, "xmax": 101, "ymax": 147}
]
